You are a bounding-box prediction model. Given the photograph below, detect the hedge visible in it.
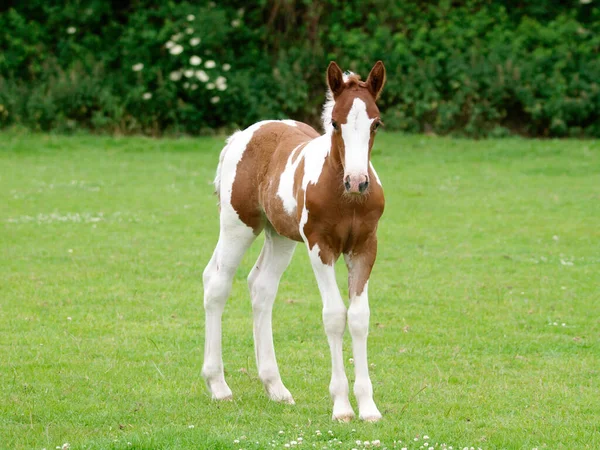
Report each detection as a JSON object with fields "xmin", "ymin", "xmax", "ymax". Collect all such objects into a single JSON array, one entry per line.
[{"xmin": 1, "ymin": 1, "xmax": 599, "ymax": 137}]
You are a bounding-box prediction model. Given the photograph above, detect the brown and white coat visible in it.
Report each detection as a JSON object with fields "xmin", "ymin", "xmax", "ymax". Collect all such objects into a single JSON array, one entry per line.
[{"xmin": 202, "ymin": 61, "xmax": 387, "ymax": 421}]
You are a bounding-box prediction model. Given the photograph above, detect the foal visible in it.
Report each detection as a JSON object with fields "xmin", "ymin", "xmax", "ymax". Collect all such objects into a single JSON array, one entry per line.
[{"xmin": 202, "ymin": 61, "xmax": 386, "ymax": 422}]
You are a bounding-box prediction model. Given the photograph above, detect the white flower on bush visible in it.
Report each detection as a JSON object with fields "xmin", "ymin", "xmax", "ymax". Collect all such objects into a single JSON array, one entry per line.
[
  {"xmin": 205, "ymin": 60, "xmax": 216, "ymax": 69},
  {"xmin": 184, "ymin": 69, "xmax": 194, "ymax": 78},
  {"xmin": 215, "ymin": 76, "xmax": 227, "ymax": 91},
  {"xmin": 206, "ymin": 83, "xmax": 215, "ymax": 90},
  {"xmin": 165, "ymin": 41, "xmax": 175, "ymax": 49},
  {"xmin": 171, "ymin": 33, "xmax": 183, "ymax": 42},
  {"xmin": 210, "ymin": 96, "xmax": 220, "ymax": 104},
  {"xmin": 170, "ymin": 45, "xmax": 184, "ymax": 55},
  {"xmin": 185, "ymin": 27, "xmax": 194, "ymax": 35},
  {"xmin": 231, "ymin": 19, "xmax": 241, "ymax": 28},
  {"xmin": 190, "ymin": 56, "xmax": 202, "ymax": 66},
  {"xmin": 169, "ymin": 71, "xmax": 182, "ymax": 81},
  {"xmin": 223, "ymin": 63, "xmax": 231, "ymax": 71},
  {"xmin": 190, "ymin": 37, "xmax": 201, "ymax": 46},
  {"xmin": 191, "ymin": 84, "xmax": 198, "ymax": 91},
  {"xmin": 67, "ymin": 26, "xmax": 77, "ymax": 34},
  {"xmin": 183, "ymin": 82, "xmax": 190, "ymax": 89},
  {"xmin": 142, "ymin": 92, "xmax": 152, "ymax": 100},
  {"xmin": 195, "ymin": 70, "xmax": 209, "ymax": 82},
  {"xmin": 187, "ymin": 14, "xmax": 195, "ymax": 21},
  {"xmin": 132, "ymin": 63, "xmax": 144, "ymax": 72}
]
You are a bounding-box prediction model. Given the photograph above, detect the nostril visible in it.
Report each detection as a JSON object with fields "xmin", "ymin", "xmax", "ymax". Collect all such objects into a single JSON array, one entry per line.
[
  {"xmin": 359, "ymin": 180, "xmax": 369, "ymax": 193},
  {"xmin": 344, "ymin": 176, "xmax": 351, "ymax": 191}
]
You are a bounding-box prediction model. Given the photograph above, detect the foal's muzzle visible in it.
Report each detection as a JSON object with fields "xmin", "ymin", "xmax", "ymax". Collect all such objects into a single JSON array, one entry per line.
[{"xmin": 344, "ymin": 174, "xmax": 369, "ymax": 194}]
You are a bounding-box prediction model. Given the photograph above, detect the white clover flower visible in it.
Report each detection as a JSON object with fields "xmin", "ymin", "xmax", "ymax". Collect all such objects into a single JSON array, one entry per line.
[
  {"xmin": 187, "ymin": 14, "xmax": 195, "ymax": 21},
  {"xmin": 222, "ymin": 63, "xmax": 231, "ymax": 71},
  {"xmin": 171, "ymin": 33, "xmax": 183, "ymax": 42},
  {"xmin": 169, "ymin": 71, "xmax": 182, "ymax": 81},
  {"xmin": 372, "ymin": 440, "xmax": 381, "ymax": 447},
  {"xmin": 184, "ymin": 69, "xmax": 194, "ymax": 78},
  {"xmin": 67, "ymin": 27, "xmax": 77, "ymax": 34},
  {"xmin": 185, "ymin": 27, "xmax": 194, "ymax": 35},
  {"xmin": 183, "ymin": 82, "xmax": 190, "ymax": 89},
  {"xmin": 190, "ymin": 56, "xmax": 202, "ymax": 66},
  {"xmin": 205, "ymin": 60, "xmax": 216, "ymax": 69},
  {"xmin": 142, "ymin": 92, "xmax": 152, "ymax": 100},
  {"xmin": 191, "ymin": 84, "xmax": 198, "ymax": 90},
  {"xmin": 217, "ymin": 83, "xmax": 227, "ymax": 91},
  {"xmin": 195, "ymin": 70, "xmax": 209, "ymax": 82},
  {"xmin": 231, "ymin": 19, "xmax": 241, "ymax": 28},
  {"xmin": 132, "ymin": 63, "xmax": 144, "ymax": 72},
  {"xmin": 165, "ymin": 40, "xmax": 175, "ymax": 49},
  {"xmin": 190, "ymin": 37, "xmax": 201, "ymax": 46},
  {"xmin": 581, "ymin": 0, "xmax": 592, "ymax": 4},
  {"xmin": 206, "ymin": 83, "xmax": 215, "ymax": 90},
  {"xmin": 170, "ymin": 45, "xmax": 184, "ymax": 55}
]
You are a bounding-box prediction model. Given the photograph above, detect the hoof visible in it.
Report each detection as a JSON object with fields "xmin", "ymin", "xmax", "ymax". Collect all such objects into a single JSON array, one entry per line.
[
  {"xmin": 207, "ymin": 380, "xmax": 233, "ymax": 401},
  {"xmin": 360, "ymin": 412, "xmax": 382, "ymax": 422},
  {"xmin": 332, "ymin": 406, "xmax": 355, "ymax": 422},
  {"xmin": 333, "ymin": 413, "xmax": 355, "ymax": 423}
]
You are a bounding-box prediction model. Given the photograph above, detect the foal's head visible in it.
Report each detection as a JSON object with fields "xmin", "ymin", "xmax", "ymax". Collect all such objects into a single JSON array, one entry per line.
[{"xmin": 325, "ymin": 61, "xmax": 386, "ymax": 195}]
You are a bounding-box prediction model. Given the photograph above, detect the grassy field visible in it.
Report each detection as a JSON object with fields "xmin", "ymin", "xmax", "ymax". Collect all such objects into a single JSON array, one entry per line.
[{"xmin": 1, "ymin": 131, "xmax": 599, "ymax": 450}]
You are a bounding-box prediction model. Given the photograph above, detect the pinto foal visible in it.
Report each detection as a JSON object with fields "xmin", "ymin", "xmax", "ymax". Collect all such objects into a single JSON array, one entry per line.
[{"xmin": 202, "ymin": 61, "xmax": 386, "ymax": 421}]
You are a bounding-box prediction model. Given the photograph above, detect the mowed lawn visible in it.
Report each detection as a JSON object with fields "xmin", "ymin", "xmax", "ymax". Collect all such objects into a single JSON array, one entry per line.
[{"xmin": 1, "ymin": 131, "xmax": 599, "ymax": 450}]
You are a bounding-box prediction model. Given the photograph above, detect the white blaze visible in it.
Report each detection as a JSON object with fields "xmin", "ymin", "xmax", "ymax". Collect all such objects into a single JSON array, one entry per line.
[{"xmin": 340, "ymin": 98, "xmax": 374, "ymax": 177}]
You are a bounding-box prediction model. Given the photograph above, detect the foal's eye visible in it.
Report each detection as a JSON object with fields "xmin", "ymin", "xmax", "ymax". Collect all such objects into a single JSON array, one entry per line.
[{"xmin": 331, "ymin": 120, "xmax": 338, "ymax": 130}]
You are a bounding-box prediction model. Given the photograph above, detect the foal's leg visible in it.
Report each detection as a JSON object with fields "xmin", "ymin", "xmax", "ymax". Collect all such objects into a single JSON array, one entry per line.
[
  {"xmin": 344, "ymin": 238, "xmax": 382, "ymax": 421},
  {"xmin": 248, "ymin": 228, "xmax": 297, "ymax": 403},
  {"xmin": 202, "ymin": 219, "xmax": 257, "ymax": 400},
  {"xmin": 307, "ymin": 244, "xmax": 355, "ymax": 421}
]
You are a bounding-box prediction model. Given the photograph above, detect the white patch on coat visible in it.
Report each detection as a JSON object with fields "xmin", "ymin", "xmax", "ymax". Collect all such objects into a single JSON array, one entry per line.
[
  {"xmin": 297, "ymin": 135, "xmax": 332, "ymax": 244},
  {"xmin": 369, "ymin": 162, "xmax": 382, "ymax": 186},
  {"xmin": 277, "ymin": 143, "xmax": 306, "ymax": 215},
  {"xmin": 341, "ymin": 98, "xmax": 374, "ymax": 177}
]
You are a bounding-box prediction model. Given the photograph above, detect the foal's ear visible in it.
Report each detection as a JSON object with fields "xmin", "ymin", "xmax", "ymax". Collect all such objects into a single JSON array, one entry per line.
[
  {"xmin": 366, "ymin": 60, "xmax": 386, "ymax": 100},
  {"xmin": 327, "ymin": 61, "xmax": 345, "ymax": 98}
]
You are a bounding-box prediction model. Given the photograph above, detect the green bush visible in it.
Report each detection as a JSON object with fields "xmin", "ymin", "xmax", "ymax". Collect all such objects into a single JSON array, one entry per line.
[{"xmin": 0, "ymin": 1, "xmax": 599, "ymax": 137}]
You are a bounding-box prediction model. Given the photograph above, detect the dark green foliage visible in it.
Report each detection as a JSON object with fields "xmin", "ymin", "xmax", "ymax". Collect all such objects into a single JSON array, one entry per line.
[{"xmin": 0, "ymin": 1, "xmax": 599, "ymax": 136}]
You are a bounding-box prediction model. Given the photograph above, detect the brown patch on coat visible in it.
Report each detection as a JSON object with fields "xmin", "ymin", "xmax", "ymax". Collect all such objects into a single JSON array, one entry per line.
[{"xmin": 230, "ymin": 122, "xmax": 318, "ymax": 236}]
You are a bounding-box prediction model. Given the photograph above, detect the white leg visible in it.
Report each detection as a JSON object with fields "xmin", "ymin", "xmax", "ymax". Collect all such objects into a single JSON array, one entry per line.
[
  {"xmin": 248, "ymin": 229, "xmax": 297, "ymax": 403},
  {"xmin": 202, "ymin": 221, "xmax": 256, "ymax": 400},
  {"xmin": 344, "ymin": 247, "xmax": 382, "ymax": 422},
  {"xmin": 347, "ymin": 281, "xmax": 381, "ymax": 421},
  {"xmin": 308, "ymin": 244, "xmax": 355, "ymax": 421}
]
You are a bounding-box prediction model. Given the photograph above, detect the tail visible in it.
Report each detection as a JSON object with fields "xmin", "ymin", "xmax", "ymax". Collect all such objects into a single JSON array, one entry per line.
[{"xmin": 214, "ymin": 131, "xmax": 242, "ymax": 203}]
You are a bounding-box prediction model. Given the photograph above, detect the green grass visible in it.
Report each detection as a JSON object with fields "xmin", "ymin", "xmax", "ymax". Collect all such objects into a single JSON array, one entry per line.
[{"xmin": 1, "ymin": 131, "xmax": 599, "ymax": 450}]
